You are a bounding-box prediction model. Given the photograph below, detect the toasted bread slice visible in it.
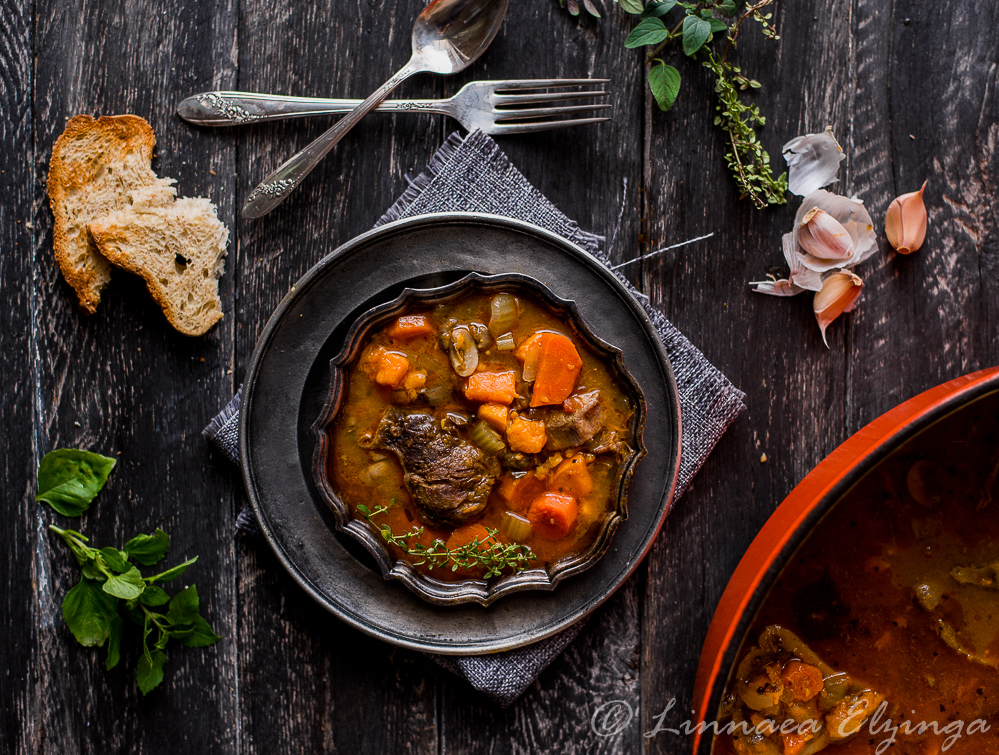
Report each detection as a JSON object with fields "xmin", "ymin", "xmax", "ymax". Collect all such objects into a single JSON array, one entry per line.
[
  {"xmin": 88, "ymin": 190, "xmax": 229, "ymax": 336},
  {"xmin": 47, "ymin": 114, "xmax": 175, "ymax": 313}
]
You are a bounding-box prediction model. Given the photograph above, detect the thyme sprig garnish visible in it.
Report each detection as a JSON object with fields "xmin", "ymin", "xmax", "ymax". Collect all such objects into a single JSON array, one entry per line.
[
  {"xmin": 557, "ymin": 0, "xmax": 787, "ymax": 209},
  {"xmin": 357, "ymin": 504, "xmax": 537, "ymax": 578}
]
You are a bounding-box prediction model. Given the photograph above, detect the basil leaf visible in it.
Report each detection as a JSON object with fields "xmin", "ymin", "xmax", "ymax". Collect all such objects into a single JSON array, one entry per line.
[
  {"xmin": 642, "ymin": 0, "xmax": 676, "ymax": 18},
  {"xmin": 36, "ymin": 449, "xmax": 116, "ymax": 517},
  {"xmin": 124, "ymin": 529, "xmax": 169, "ymax": 566},
  {"xmin": 166, "ymin": 585, "xmax": 199, "ymax": 626},
  {"xmin": 146, "ymin": 556, "xmax": 197, "ymax": 584},
  {"xmin": 103, "ymin": 566, "xmax": 146, "ymax": 600},
  {"xmin": 624, "ymin": 17, "xmax": 669, "ymax": 48},
  {"xmin": 617, "ymin": 0, "xmax": 644, "ymax": 14},
  {"xmin": 136, "ymin": 648, "xmax": 168, "ymax": 695},
  {"xmin": 682, "ymin": 15, "xmax": 711, "ymax": 56},
  {"xmin": 139, "ymin": 586, "xmax": 171, "ymax": 607},
  {"xmin": 98, "ymin": 547, "xmax": 131, "ymax": 574},
  {"xmin": 649, "ymin": 61, "xmax": 681, "ymax": 110},
  {"xmin": 717, "ymin": 0, "xmax": 737, "ymax": 16},
  {"xmin": 62, "ymin": 578, "xmax": 118, "ymax": 647},
  {"xmin": 106, "ymin": 615, "xmax": 123, "ymax": 670},
  {"xmin": 173, "ymin": 615, "xmax": 221, "ymax": 648}
]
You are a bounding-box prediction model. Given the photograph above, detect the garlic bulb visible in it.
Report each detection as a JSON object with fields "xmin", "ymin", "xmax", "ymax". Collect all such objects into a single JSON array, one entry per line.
[
  {"xmin": 782, "ymin": 128, "xmax": 846, "ymax": 196},
  {"xmin": 792, "ymin": 190, "xmax": 877, "ymax": 272},
  {"xmin": 813, "ymin": 271, "xmax": 863, "ymax": 347},
  {"xmin": 885, "ymin": 181, "xmax": 928, "ymax": 254}
]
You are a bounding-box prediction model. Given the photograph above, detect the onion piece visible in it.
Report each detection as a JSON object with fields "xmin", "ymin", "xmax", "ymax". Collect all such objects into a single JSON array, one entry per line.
[
  {"xmin": 489, "ymin": 294, "xmax": 518, "ymax": 336},
  {"xmin": 499, "ymin": 511, "xmax": 533, "ymax": 541},
  {"xmin": 448, "ymin": 326, "xmax": 479, "ymax": 377}
]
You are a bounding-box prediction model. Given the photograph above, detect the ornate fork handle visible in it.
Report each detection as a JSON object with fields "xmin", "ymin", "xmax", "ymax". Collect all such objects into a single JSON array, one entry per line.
[{"xmin": 179, "ymin": 91, "xmax": 450, "ymax": 126}]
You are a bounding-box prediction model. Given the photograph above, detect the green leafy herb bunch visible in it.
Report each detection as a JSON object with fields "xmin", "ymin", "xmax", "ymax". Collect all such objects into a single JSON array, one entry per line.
[
  {"xmin": 557, "ymin": 0, "xmax": 788, "ymax": 209},
  {"xmin": 38, "ymin": 448, "xmax": 220, "ymax": 695}
]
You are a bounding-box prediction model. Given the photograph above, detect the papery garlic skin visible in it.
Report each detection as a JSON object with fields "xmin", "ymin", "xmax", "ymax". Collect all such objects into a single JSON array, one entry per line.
[
  {"xmin": 783, "ymin": 128, "xmax": 846, "ymax": 196},
  {"xmin": 814, "ymin": 271, "xmax": 863, "ymax": 347},
  {"xmin": 792, "ymin": 190, "xmax": 878, "ymax": 272},
  {"xmin": 750, "ymin": 233, "xmax": 823, "ymax": 296},
  {"xmin": 885, "ymin": 181, "xmax": 928, "ymax": 254}
]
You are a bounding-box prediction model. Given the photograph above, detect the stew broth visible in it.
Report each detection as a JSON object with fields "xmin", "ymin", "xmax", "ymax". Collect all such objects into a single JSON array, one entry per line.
[
  {"xmin": 716, "ymin": 392, "xmax": 999, "ymax": 755},
  {"xmin": 328, "ymin": 290, "xmax": 636, "ymax": 581}
]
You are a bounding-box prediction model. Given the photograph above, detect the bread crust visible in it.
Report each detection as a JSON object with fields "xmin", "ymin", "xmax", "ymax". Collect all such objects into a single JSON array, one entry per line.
[{"xmin": 47, "ymin": 114, "xmax": 158, "ymax": 314}]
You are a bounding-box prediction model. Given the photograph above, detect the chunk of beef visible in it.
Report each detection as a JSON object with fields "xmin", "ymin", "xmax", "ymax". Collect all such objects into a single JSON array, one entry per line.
[
  {"xmin": 371, "ymin": 409, "xmax": 499, "ymax": 528},
  {"xmin": 545, "ymin": 390, "xmax": 603, "ymax": 451}
]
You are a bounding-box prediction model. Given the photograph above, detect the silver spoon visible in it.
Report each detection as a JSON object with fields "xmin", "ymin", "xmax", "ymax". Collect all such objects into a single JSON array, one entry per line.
[{"xmin": 242, "ymin": 0, "xmax": 509, "ymax": 219}]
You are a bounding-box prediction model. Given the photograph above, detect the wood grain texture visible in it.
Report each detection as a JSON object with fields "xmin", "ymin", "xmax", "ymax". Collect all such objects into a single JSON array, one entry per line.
[
  {"xmin": 27, "ymin": 0, "xmax": 239, "ymax": 750},
  {"xmin": 0, "ymin": 0, "xmax": 36, "ymax": 751},
  {"xmin": 4, "ymin": 0, "xmax": 999, "ymax": 752}
]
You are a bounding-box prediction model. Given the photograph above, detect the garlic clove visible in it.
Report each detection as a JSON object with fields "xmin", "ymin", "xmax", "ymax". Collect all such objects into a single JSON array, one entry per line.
[
  {"xmin": 885, "ymin": 181, "xmax": 928, "ymax": 254},
  {"xmin": 782, "ymin": 128, "xmax": 846, "ymax": 197},
  {"xmin": 797, "ymin": 207, "xmax": 855, "ymax": 260},
  {"xmin": 813, "ymin": 271, "xmax": 863, "ymax": 347}
]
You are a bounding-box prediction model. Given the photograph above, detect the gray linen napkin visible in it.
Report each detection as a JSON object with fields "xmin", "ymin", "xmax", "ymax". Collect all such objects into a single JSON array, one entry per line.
[{"xmin": 204, "ymin": 129, "xmax": 746, "ymax": 706}]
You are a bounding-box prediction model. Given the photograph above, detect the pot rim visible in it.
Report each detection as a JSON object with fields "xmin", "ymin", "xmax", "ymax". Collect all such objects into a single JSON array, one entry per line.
[{"xmin": 692, "ymin": 366, "xmax": 999, "ymax": 754}]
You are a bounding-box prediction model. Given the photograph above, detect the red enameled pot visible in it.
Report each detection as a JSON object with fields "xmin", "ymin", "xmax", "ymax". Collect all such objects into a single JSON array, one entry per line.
[{"xmin": 691, "ymin": 366, "xmax": 999, "ymax": 755}]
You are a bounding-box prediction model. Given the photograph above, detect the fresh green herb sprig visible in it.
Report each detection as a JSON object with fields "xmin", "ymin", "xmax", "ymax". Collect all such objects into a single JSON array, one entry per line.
[
  {"xmin": 36, "ymin": 448, "xmax": 117, "ymax": 516},
  {"xmin": 49, "ymin": 525, "xmax": 220, "ymax": 695},
  {"xmin": 357, "ymin": 504, "xmax": 536, "ymax": 579},
  {"xmin": 557, "ymin": 0, "xmax": 787, "ymax": 209}
]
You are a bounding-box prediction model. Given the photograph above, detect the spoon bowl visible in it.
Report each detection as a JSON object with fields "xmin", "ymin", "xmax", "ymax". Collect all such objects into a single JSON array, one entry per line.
[
  {"xmin": 242, "ymin": 0, "xmax": 508, "ymax": 219},
  {"xmin": 412, "ymin": 0, "xmax": 509, "ymax": 74}
]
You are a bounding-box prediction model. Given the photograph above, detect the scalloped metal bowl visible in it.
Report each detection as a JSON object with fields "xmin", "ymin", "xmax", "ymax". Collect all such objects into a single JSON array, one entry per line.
[{"xmin": 311, "ymin": 272, "xmax": 647, "ymax": 606}]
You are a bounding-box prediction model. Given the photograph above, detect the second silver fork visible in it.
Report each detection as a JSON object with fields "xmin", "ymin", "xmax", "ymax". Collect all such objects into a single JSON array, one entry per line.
[{"xmin": 177, "ymin": 79, "xmax": 611, "ymax": 135}]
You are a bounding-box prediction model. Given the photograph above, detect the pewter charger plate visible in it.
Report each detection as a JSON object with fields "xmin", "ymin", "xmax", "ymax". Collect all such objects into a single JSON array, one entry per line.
[{"xmin": 239, "ymin": 213, "xmax": 681, "ymax": 655}]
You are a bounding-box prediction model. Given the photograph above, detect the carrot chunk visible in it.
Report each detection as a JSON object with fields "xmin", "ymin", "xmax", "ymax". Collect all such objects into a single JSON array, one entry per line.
[
  {"xmin": 528, "ymin": 493, "xmax": 578, "ymax": 539},
  {"xmin": 506, "ymin": 417, "xmax": 547, "ymax": 454},
  {"xmin": 367, "ymin": 347, "xmax": 410, "ymax": 388},
  {"xmin": 781, "ymin": 661, "xmax": 824, "ymax": 701},
  {"xmin": 387, "ymin": 314, "xmax": 434, "ymax": 339},
  {"xmin": 464, "ymin": 371, "xmax": 518, "ymax": 405},
  {"xmin": 477, "ymin": 402, "xmax": 509, "ymax": 432},
  {"xmin": 498, "ymin": 473, "xmax": 546, "ymax": 514},
  {"xmin": 444, "ymin": 523, "xmax": 493, "ymax": 551},
  {"xmin": 514, "ymin": 332, "xmax": 545, "ymax": 363},
  {"xmin": 530, "ymin": 333, "xmax": 582, "ymax": 407},
  {"xmin": 550, "ymin": 455, "xmax": 593, "ymax": 497}
]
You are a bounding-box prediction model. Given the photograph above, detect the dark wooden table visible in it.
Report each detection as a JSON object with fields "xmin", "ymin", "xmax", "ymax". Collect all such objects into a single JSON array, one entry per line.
[{"xmin": 3, "ymin": 0, "xmax": 997, "ymax": 751}]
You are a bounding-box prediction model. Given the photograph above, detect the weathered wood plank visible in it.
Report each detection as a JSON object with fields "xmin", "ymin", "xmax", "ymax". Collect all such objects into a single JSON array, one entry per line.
[
  {"xmin": 29, "ymin": 0, "xmax": 239, "ymax": 750},
  {"xmin": 637, "ymin": 1, "xmax": 855, "ymax": 750},
  {"xmin": 232, "ymin": 1, "xmax": 443, "ymax": 751},
  {"xmin": 1, "ymin": 0, "xmax": 36, "ymax": 751},
  {"xmin": 845, "ymin": 0, "xmax": 999, "ymax": 432}
]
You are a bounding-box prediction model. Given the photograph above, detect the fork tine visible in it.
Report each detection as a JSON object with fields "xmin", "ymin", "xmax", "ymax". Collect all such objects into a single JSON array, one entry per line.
[
  {"xmin": 494, "ymin": 103, "xmax": 612, "ymax": 122},
  {"xmin": 490, "ymin": 117, "xmax": 612, "ymax": 135},
  {"xmin": 489, "ymin": 78, "xmax": 611, "ymax": 91},
  {"xmin": 494, "ymin": 90, "xmax": 609, "ymax": 105}
]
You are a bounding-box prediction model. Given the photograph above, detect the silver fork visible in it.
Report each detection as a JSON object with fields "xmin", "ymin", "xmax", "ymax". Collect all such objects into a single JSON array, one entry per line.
[{"xmin": 177, "ymin": 79, "xmax": 611, "ymax": 135}]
